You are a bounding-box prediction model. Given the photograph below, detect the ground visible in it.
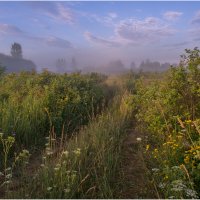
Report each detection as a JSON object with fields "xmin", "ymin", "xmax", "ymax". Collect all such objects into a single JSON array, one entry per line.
[{"xmin": 117, "ymin": 128, "xmax": 156, "ymax": 198}]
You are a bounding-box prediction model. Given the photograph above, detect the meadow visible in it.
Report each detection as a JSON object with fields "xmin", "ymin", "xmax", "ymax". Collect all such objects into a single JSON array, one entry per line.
[{"xmin": 0, "ymin": 48, "xmax": 200, "ymax": 199}]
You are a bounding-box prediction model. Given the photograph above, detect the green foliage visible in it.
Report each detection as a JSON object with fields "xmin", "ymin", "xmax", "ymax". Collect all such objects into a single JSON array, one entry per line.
[
  {"xmin": 132, "ymin": 48, "xmax": 200, "ymax": 198},
  {"xmin": 0, "ymin": 71, "xmax": 110, "ymax": 147},
  {"xmin": 8, "ymin": 92, "xmax": 133, "ymax": 198}
]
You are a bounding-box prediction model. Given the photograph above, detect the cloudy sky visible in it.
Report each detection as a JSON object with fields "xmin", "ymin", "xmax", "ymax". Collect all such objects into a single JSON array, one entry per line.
[{"xmin": 0, "ymin": 1, "xmax": 200, "ymax": 70}]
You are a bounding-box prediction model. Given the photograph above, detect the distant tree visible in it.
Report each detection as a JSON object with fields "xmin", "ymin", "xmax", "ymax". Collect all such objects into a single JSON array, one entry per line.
[
  {"xmin": 56, "ymin": 58, "xmax": 67, "ymax": 73},
  {"xmin": 130, "ymin": 61, "xmax": 136, "ymax": 70},
  {"xmin": 71, "ymin": 57, "xmax": 77, "ymax": 71},
  {"xmin": 160, "ymin": 62, "xmax": 170, "ymax": 71},
  {"xmin": 11, "ymin": 42, "xmax": 23, "ymax": 59},
  {"xmin": 0, "ymin": 63, "xmax": 6, "ymax": 77}
]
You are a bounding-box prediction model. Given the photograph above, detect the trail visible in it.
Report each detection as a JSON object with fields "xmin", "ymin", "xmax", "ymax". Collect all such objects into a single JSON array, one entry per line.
[{"xmin": 117, "ymin": 129, "xmax": 156, "ymax": 199}]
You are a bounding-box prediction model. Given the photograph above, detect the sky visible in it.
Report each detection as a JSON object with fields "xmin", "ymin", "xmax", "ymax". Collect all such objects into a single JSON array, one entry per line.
[{"xmin": 0, "ymin": 1, "xmax": 200, "ymax": 70}]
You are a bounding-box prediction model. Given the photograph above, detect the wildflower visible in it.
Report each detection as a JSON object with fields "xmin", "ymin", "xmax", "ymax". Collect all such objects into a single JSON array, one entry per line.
[
  {"xmin": 46, "ymin": 151, "xmax": 53, "ymax": 156},
  {"xmin": 185, "ymin": 188, "xmax": 198, "ymax": 198},
  {"xmin": 171, "ymin": 180, "xmax": 186, "ymax": 192},
  {"xmin": 152, "ymin": 168, "xmax": 159, "ymax": 173},
  {"xmin": 3, "ymin": 180, "xmax": 12, "ymax": 185},
  {"xmin": 136, "ymin": 137, "xmax": 142, "ymax": 142},
  {"xmin": 22, "ymin": 149, "xmax": 30, "ymax": 155},
  {"xmin": 56, "ymin": 163, "xmax": 61, "ymax": 168},
  {"xmin": 54, "ymin": 167, "xmax": 59, "ymax": 171},
  {"xmin": 184, "ymin": 156, "xmax": 190, "ymax": 164},
  {"xmin": 62, "ymin": 150, "xmax": 69, "ymax": 158},
  {"xmin": 5, "ymin": 167, "xmax": 11, "ymax": 172},
  {"xmin": 73, "ymin": 148, "xmax": 81, "ymax": 156},
  {"xmin": 47, "ymin": 187, "xmax": 52, "ymax": 191},
  {"xmin": 6, "ymin": 174, "xmax": 12, "ymax": 179},
  {"xmin": 185, "ymin": 120, "xmax": 192, "ymax": 124},
  {"xmin": 171, "ymin": 166, "xmax": 180, "ymax": 170},
  {"xmin": 64, "ymin": 188, "xmax": 70, "ymax": 193},
  {"xmin": 146, "ymin": 144, "xmax": 150, "ymax": 151},
  {"xmin": 164, "ymin": 175, "xmax": 168, "ymax": 180},
  {"xmin": 158, "ymin": 182, "xmax": 166, "ymax": 189}
]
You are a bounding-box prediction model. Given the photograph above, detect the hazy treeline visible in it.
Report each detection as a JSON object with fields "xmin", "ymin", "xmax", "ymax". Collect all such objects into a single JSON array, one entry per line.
[{"xmin": 0, "ymin": 42, "xmax": 176, "ymax": 74}]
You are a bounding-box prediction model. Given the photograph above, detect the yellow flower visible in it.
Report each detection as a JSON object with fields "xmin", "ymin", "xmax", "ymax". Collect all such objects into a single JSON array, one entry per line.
[
  {"xmin": 154, "ymin": 148, "xmax": 158, "ymax": 152},
  {"xmin": 146, "ymin": 144, "xmax": 150, "ymax": 151},
  {"xmin": 184, "ymin": 156, "xmax": 190, "ymax": 164},
  {"xmin": 164, "ymin": 175, "xmax": 168, "ymax": 180}
]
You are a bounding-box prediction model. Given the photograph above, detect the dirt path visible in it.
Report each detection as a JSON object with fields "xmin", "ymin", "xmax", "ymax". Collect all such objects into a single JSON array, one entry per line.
[{"xmin": 117, "ymin": 129, "xmax": 156, "ymax": 199}]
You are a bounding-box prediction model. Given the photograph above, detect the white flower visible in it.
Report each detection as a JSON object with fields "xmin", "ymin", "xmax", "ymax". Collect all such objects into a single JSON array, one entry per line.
[
  {"xmin": 46, "ymin": 151, "xmax": 53, "ymax": 156},
  {"xmin": 185, "ymin": 189, "xmax": 198, "ymax": 198},
  {"xmin": 54, "ymin": 167, "xmax": 59, "ymax": 171},
  {"xmin": 171, "ymin": 180, "xmax": 186, "ymax": 192},
  {"xmin": 62, "ymin": 150, "xmax": 69, "ymax": 158},
  {"xmin": 171, "ymin": 166, "xmax": 180, "ymax": 170},
  {"xmin": 3, "ymin": 180, "xmax": 12, "ymax": 185},
  {"xmin": 6, "ymin": 174, "xmax": 12, "ymax": 179},
  {"xmin": 158, "ymin": 182, "xmax": 166, "ymax": 189},
  {"xmin": 152, "ymin": 168, "xmax": 159, "ymax": 172},
  {"xmin": 64, "ymin": 188, "xmax": 70, "ymax": 193},
  {"xmin": 136, "ymin": 137, "xmax": 142, "ymax": 142},
  {"xmin": 47, "ymin": 187, "xmax": 52, "ymax": 191},
  {"xmin": 5, "ymin": 167, "xmax": 11, "ymax": 171}
]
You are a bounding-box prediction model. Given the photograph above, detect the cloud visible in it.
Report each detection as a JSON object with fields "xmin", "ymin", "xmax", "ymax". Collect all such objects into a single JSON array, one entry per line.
[
  {"xmin": 191, "ymin": 10, "xmax": 200, "ymax": 24},
  {"xmin": 45, "ymin": 36, "xmax": 73, "ymax": 48},
  {"xmin": 0, "ymin": 24, "xmax": 25, "ymax": 36},
  {"xmin": 163, "ymin": 11, "xmax": 183, "ymax": 21},
  {"xmin": 115, "ymin": 17, "xmax": 176, "ymax": 44},
  {"xmin": 108, "ymin": 12, "xmax": 118, "ymax": 19},
  {"xmin": 29, "ymin": 2, "xmax": 74, "ymax": 24},
  {"xmin": 82, "ymin": 12, "xmax": 118, "ymax": 27},
  {"xmin": 84, "ymin": 31, "xmax": 120, "ymax": 47},
  {"xmin": 0, "ymin": 23, "xmax": 73, "ymax": 49}
]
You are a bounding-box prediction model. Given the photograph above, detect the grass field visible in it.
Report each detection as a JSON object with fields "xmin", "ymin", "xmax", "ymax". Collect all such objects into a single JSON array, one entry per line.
[{"xmin": 0, "ymin": 48, "xmax": 200, "ymax": 199}]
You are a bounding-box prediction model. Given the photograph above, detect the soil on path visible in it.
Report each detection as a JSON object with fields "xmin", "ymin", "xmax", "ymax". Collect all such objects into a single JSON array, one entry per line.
[{"xmin": 117, "ymin": 129, "xmax": 157, "ymax": 199}]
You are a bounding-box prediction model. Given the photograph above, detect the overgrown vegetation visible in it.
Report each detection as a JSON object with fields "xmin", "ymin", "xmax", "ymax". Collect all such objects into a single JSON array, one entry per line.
[
  {"xmin": 132, "ymin": 48, "xmax": 200, "ymax": 199},
  {"xmin": 0, "ymin": 47, "xmax": 200, "ymax": 199},
  {"xmin": 0, "ymin": 71, "xmax": 110, "ymax": 148}
]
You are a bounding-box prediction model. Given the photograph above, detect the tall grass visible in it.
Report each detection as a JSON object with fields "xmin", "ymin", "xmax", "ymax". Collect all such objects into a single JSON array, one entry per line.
[
  {"xmin": 9, "ymin": 92, "xmax": 133, "ymax": 199},
  {"xmin": 0, "ymin": 71, "xmax": 110, "ymax": 148}
]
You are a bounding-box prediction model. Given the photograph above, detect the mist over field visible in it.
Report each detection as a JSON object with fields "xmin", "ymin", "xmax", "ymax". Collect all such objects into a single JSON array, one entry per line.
[
  {"xmin": 1, "ymin": 1, "xmax": 200, "ymax": 199},
  {"xmin": 0, "ymin": 1, "xmax": 200, "ymax": 73}
]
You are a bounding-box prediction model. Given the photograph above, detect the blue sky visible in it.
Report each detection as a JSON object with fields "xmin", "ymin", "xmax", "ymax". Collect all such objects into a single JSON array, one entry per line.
[{"xmin": 0, "ymin": 1, "xmax": 200, "ymax": 69}]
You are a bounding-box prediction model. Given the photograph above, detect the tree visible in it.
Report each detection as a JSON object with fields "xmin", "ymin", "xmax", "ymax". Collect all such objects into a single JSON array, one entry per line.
[
  {"xmin": 0, "ymin": 63, "xmax": 6, "ymax": 77},
  {"xmin": 130, "ymin": 61, "xmax": 136, "ymax": 70},
  {"xmin": 56, "ymin": 58, "xmax": 67, "ymax": 73},
  {"xmin": 71, "ymin": 57, "xmax": 77, "ymax": 71},
  {"xmin": 11, "ymin": 42, "xmax": 23, "ymax": 59}
]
